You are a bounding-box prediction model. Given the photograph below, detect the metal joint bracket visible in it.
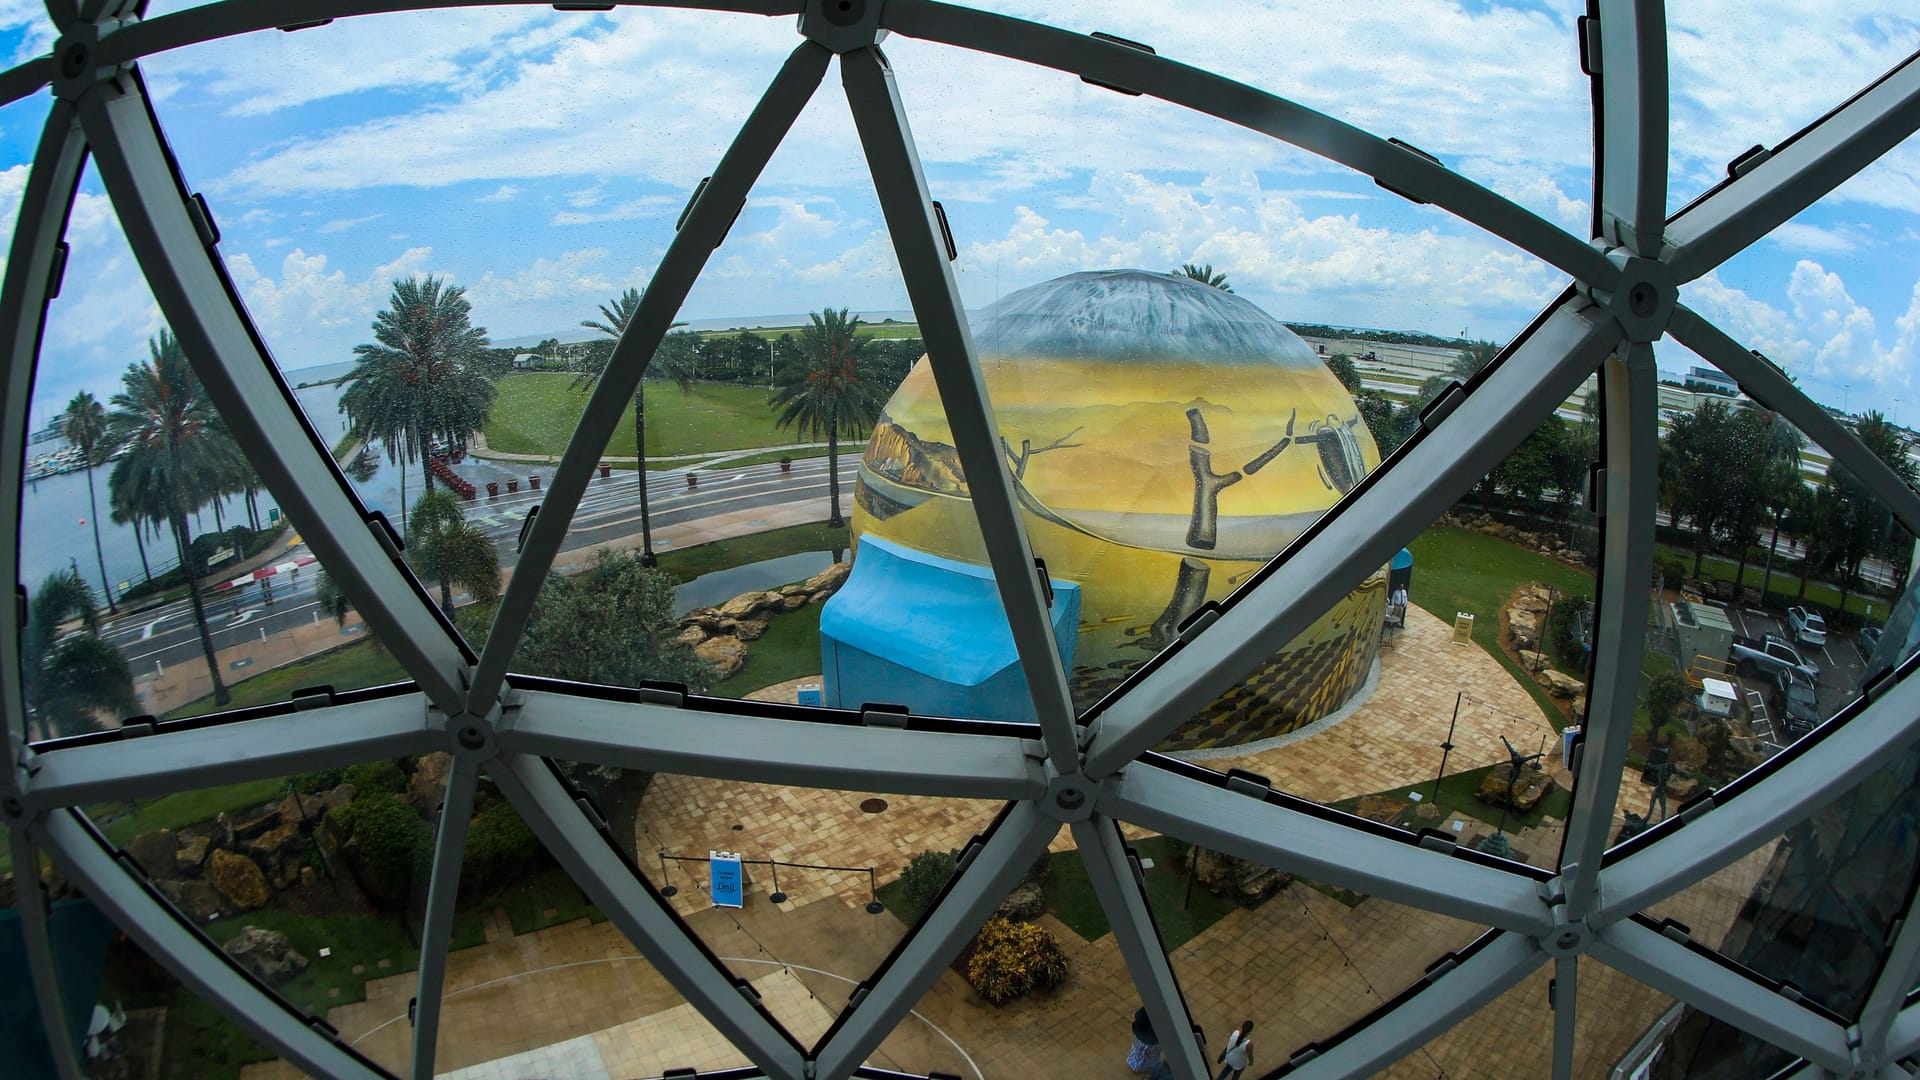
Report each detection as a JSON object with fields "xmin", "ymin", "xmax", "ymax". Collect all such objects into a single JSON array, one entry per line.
[
  {"xmin": 1538, "ymin": 905, "xmax": 1593, "ymax": 958},
  {"xmin": 50, "ymin": 17, "xmax": 133, "ymax": 103},
  {"xmin": 797, "ymin": 0, "xmax": 887, "ymax": 53},
  {"xmin": 2, "ymin": 791, "xmax": 27, "ymax": 827},
  {"xmin": 1038, "ymin": 770, "xmax": 1096, "ymax": 822},
  {"xmin": 1595, "ymin": 252, "xmax": 1676, "ymax": 343},
  {"xmin": 446, "ymin": 706, "xmax": 501, "ymax": 763}
]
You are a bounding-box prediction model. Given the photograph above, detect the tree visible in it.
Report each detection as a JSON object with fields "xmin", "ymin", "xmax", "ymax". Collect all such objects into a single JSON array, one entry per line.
[
  {"xmin": 405, "ymin": 489, "xmax": 501, "ymax": 616},
  {"xmin": 771, "ymin": 308, "xmax": 888, "ymax": 528},
  {"xmin": 1324, "ymin": 353, "xmax": 1362, "ymax": 394},
  {"xmin": 573, "ymin": 288, "xmax": 698, "ymax": 566},
  {"xmin": 340, "ymin": 276, "xmax": 495, "ymax": 532},
  {"xmin": 1734, "ymin": 411, "xmax": 1806, "ymax": 601},
  {"xmin": 314, "ymin": 567, "xmax": 352, "ymax": 627},
  {"xmin": 1663, "ymin": 400, "xmax": 1760, "ymax": 578},
  {"xmin": 61, "ymin": 390, "xmax": 120, "ymax": 613},
  {"xmin": 1824, "ymin": 412, "xmax": 1917, "ymax": 613},
  {"xmin": 21, "ymin": 569, "xmax": 136, "ymax": 740},
  {"xmin": 1353, "ymin": 389, "xmax": 1401, "ymax": 454},
  {"xmin": 1644, "ymin": 668, "xmax": 1691, "ymax": 739},
  {"xmin": 517, "ymin": 548, "xmax": 717, "ymax": 691},
  {"xmin": 1177, "ymin": 262, "xmax": 1232, "ymax": 292},
  {"xmin": 108, "ymin": 328, "xmax": 242, "ymax": 706}
]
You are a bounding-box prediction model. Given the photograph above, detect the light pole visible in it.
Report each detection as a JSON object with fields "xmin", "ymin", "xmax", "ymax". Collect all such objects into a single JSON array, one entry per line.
[{"xmin": 767, "ymin": 338, "xmax": 775, "ymax": 388}]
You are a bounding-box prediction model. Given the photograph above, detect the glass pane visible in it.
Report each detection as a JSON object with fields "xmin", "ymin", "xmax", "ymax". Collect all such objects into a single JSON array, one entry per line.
[
  {"xmin": 1667, "ymin": 5, "xmax": 1919, "ymax": 214},
  {"xmin": 18, "ymin": 166, "xmax": 421, "ymax": 739},
  {"xmin": 1118, "ymin": 369, "xmax": 1602, "ymax": 873},
  {"xmin": 1621, "ymin": 347, "xmax": 1916, "ymax": 833},
  {"xmin": 1645, "ymin": 743, "xmax": 1920, "ymax": 1020},
  {"xmin": 1140, "ymin": 820, "xmax": 1486, "ymax": 1069},
  {"xmin": 425, "ymin": 780, "xmax": 763, "ymax": 1078},
  {"xmin": 79, "ymin": 756, "xmax": 444, "ymax": 1077}
]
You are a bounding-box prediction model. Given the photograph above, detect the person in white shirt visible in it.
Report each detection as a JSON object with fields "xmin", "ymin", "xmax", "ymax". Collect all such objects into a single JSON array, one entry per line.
[{"xmin": 1215, "ymin": 1020, "xmax": 1254, "ymax": 1080}]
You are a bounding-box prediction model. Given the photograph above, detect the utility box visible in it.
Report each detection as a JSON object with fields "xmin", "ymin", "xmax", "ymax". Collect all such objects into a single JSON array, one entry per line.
[
  {"xmin": 1697, "ymin": 677, "xmax": 1737, "ymax": 719},
  {"xmin": 1673, "ymin": 600, "xmax": 1735, "ymax": 669}
]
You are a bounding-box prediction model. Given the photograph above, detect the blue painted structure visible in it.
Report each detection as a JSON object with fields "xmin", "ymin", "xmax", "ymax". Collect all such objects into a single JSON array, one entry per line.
[
  {"xmin": 820, "ymin": 535, "xmax": 1081, "ymax": 722},
  {"xmin": 1390, "ymin": 547, "xmax": 1414, "ymax": 596}
]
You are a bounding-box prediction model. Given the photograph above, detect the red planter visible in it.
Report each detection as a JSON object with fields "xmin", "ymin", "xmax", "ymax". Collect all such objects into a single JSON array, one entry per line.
[
  {"xmin": 486, "ymin": 481, "xmax": 499, "ymax": 498},
  {"xmin": 529, "ymin": 475, "xmax": 541, "ymax": 491},
  {"xmin": 686, "ymin": 473, "xmax": 698, "ymax": 489},
  {"xmin": 598, "ymin": 464, "xmax": 611, "ymax": 479},
  {"xmin": 507, "ymin": 479, "xmax": 519, "ymax": 493}
]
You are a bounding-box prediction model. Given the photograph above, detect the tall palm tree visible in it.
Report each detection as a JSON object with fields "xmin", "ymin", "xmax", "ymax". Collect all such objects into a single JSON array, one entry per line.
[
  {"xmin": 109, "ymin": 484, "xmax": 154, "ymax": 585},
  {"xmin": 1177, "ymin": 262, "xmax": 1233, "ymax": 292},
  {"xmin": 771, "ymin": 309, "xmax": 888, "ymax": 528},
  {"xmin": 61, "ymin": 390, "xmax": 120, "ymax": 613},
  {"xmin": 574, "ymin": 288, "xmax": 695, "ymax": 566},
  {"xmin": 22, "ymin": 569, "xmax": 136, "ymax": 740},
  {"xmin": 108, "ymin": 328, "xmax": 241, "ymax": 707},
  {"xmin": 340, "ymin": 276, "xmax": 494, "ymax": 533},
  {"xmin": 405, "ymin": 489, "xmax": 502, "ymax": 616},
  {"xmin": 1745, "ymin": 412, "xmax": 1806, "ymax": 602}
]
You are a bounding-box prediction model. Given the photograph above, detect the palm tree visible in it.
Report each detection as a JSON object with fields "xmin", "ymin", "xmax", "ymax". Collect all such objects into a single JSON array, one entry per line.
[
  {"xmin": 771, "ymin": 309, "xmax": 888, "ymax": 528},
  {"xmin": 340, "ymin": 276, "xmax": 494, "ymax": 533},
  {"xmin": 22, "ymin": 569, "xmax": 136, "ymax": 740},
  {"xmin": 1746, "ymin": 412, "xmax": 1806, "ymax": 603},
  {"xmin": 110, "ymin": 484, "xmax": 154, "ymax": 586},
  {"xmin": 61, "ymin": 390, "xmax": 120, "ymax": 614},
  {"xmin": 574, "ymin": 288, "xmax": 695, "ymax": 566},
  {"xmin": 108, "ymin": 328, "xmax": 241, "ymax": 707},
  {"xmin": 405, "ymin": 489, "xmax": 501, "ymax": 616},
  {"xmin": 1177, "ymin": 263, "xmax": 1233, "ymax": 292}
]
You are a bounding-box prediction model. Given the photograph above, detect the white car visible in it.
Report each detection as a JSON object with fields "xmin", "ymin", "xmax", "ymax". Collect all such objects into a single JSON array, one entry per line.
[{"xmin": 1787, "ymin": 606, "xmax": 1828, "ymax": 649}]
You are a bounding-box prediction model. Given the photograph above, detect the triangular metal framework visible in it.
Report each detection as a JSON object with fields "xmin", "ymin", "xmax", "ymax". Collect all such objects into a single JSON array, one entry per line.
[{"xmin": 1, "ymin": 1, "xmax": 1918, "ymax": 1078}]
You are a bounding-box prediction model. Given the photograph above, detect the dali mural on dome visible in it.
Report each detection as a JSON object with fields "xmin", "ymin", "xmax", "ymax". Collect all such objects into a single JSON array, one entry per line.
[{"xmin": 850, "ymin": 269, "xmax": 1389, "ymax": 747}]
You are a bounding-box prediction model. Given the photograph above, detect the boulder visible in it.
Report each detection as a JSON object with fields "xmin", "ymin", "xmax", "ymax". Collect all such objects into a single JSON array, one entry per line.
[
  {"xmin": 719, "ymin": 591, "xmax": 773, "ymax": 619},
  {"xmin": 126, "ymin": 829, "xmax": 178, "ymax": 879},
  {"xmin": 1192, "ymin": 847, "xmax": 1290, "ymax": 907},
  {"xmin": 1508, "ymin": 610, "xmax": 1539, "ymax": 650},
  {"xmin": 1513, "ymin": 591, "xmax": 1552, "ymax": 616},
  {"xmin": 1534, "ymin": 669, "xmax": 1585, "ymax": 699},
  {"xmin": 246, "ymin": 822, "xmax": 301, "ymax": 863},
  {"xmin": 694, "ymin": 636, "xmax": 749, "ymax": 680},
  {"xmin": 157, "ymin": 879, "xmax": 226, "ymax": 922},
  {"xmin": 674, "ymin": 626, "xmax": 707, "ymax": 648},
  {"xmin": 277, "ymin": 791, "xmax": 328, "ymax": 825},
  {"xmin": 1475, "ymin": 764, "xmax": 1555, "ymax": 812},
  {"xmin": 230, "ymin": 804, "xmax": 281, "ymax": 841},
  {"xmin": 731, "ymin": 618, "xmax": 768, "ymax": 642},
  {"xmin": 409, "ymin": 752, "xmax": 454, "ymax": 812},
  {"xmin": 780, "ymin": 593, "xmax": 809, "ymax": 611},
  {"xmin": 299, "ymin": 866, "xmax": 319, "ymax": 890},
  {"xmin": 801, "ymin": 561, "xmax": 851, "ymax": 596},
  {"xmin": 320, "ymin": 784, "xmax": 357, "ymax": 815},
  {"xmin": 270, "ymin": 858, "xmax": 304, "ymax": 891},
  {"xmin": 1569, "ymin": 694, "xmax": 1587, "ymax": 720},
  {"xmin": 207, "ymin": 849, "xmax": 270, "ymax": 911},
  {"xmin": 220, "ymin": 926, "xmax": 309, "ymax": 983},
  {"xmin": 994, "ymin": 881, "xmax": 1046, "ymax": 922},
  {"xmin": 682, "ymin": 607, "xmax": 725, "ymax": 633},
  {"xmin": 1516, "ymin": 650, "xmax": 1550, "ymax": 674},
  {"xmin": 176, "ymin": 834, "xmax": 211, "ymax": 877},
  {"xmin": 778, "ymin": 584, "xmax": 810, "ymax": 598}
]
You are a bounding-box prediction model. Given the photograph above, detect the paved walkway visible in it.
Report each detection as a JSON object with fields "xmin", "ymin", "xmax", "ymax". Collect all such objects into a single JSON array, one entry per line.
[{"xmin": 467, "ymin": 431, "xmax": 832, "ymax": 468}]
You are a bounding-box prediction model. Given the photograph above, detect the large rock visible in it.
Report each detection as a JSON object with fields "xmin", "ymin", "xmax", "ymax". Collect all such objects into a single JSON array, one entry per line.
[
  {"xmin": 800, "ymin": 561, "xmax": 851, "ymax": 596},
  {"xmin": 674, "ymin": 625, "xmax": 707, "ymax": 648},
  {"xmin": 245, "ymin": 822, "xmax": 301, "ymax": 864},
  {"xmin": 277, "ymin": 791, "xmax": 328, "ymax": 825},
  {"xmin": 730, "ymin": 618, "xmax": 768, "ymax": 642},
  {"xmin": 409, "ymin": 752, "xmax": 454, "ymax": 812},
  {"xmin": 230, "ymin": 804, "xmax": 281, "ymax": 841},
  {"xmin": 221, "ymin": 926, "xmax": 308, "ymax": 983},
  {"xmin": 126, "ymin": 829, "xmax": 178, "ymax": 878},
  {"xmin": 1513, "ymin": 590, "xmax": 1552, "ymax": 616},
  {"xmin": 1192, "ymin": 847, "xmax": 1290, "ymax": 907},
  {"xmin": 780, "ymin": 593, "xmax": 809, "ymax": 611},
  {"xmin": 994, "ymin": 881, "xmax": 1046, "ymax": 922},
  {"xmin": 718, "ymin": 591, "xmax": 779, "ymax": 619},
  {"xmin": 1508, "ymin": 610, "xmax": 1539, "ymax": 650},
  {"xmin": 207, "ymin": 849, "xmax": 270, "ymax": 911},
  {"xmin": 176, "ymin": 834, "xmax": 211, "ymax": 877},
  {"xmin": 695, "ymin": 636, "xmax": 749, "ymax": 680},
  {"xmin": 1534, "ymin": 669, "xmax": 1584, "ymax": 699},
  {"xmin": 1476, "ymin": 764, "xmax": 1555, "ymax": 812},
  {"xmin": 1516, "ymin": 649, "xmax": 1550, "ymax": 673},
  {"xmin": 157, "ymin": 879, "xmax": 226, "ymax": 922},
  {"xmin": 320, "ymin": 783, "xmax": 357, "ymax": 816}
]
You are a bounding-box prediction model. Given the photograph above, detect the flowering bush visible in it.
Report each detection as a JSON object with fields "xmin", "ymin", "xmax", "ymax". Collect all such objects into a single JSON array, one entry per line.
[{"xmin": 965, "ymin": 916, "xmax": 1068, "ymax": 1005}]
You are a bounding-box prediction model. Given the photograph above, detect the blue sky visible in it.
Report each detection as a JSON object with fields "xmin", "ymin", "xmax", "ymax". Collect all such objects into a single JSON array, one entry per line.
[{"xmin": 2, "ymin": 0, "xmax": 1917, "ymax": 432}]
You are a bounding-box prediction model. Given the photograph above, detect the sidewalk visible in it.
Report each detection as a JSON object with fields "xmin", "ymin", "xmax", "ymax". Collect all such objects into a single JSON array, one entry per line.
[{"xmin": 467, "ymin": 430, "xmax": 832, "ymax": 468}]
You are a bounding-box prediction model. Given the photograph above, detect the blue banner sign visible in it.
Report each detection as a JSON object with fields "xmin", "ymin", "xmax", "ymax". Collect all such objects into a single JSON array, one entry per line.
[{"xmin": 710, "ymin": 850, "xmax": 744, "ymax": 908}]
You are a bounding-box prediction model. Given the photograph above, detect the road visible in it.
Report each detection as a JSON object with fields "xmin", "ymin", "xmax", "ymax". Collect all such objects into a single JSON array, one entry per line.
[{"xmin": 95, "ymin": 455, "xmax": 851, "ymax": 682}]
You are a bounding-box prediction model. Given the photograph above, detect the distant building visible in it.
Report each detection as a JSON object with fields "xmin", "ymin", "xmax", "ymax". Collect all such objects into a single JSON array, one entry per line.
[
  {"xmin": 1683, "ymin": 365, "xmax": 1739, "ymax": 396},
  {"xmin": 512, "ymin": 352, "xmax": 542, "ymax": 369}
]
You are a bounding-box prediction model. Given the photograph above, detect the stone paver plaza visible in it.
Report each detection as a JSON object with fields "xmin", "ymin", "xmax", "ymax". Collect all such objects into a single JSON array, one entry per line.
[{"xmin": 241, "ymin": 605, "xmax": 1772, "ymax": 1079}]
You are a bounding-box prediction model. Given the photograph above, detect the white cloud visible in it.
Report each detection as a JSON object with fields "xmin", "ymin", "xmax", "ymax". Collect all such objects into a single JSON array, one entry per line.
[
  {"xmin": 471, "ymin": 248, "xmax": 613, "ymax": 306},
  {"xmin": 477, "ymin": 185, "xmax": 521, "ymax": 203},
  {"xmin": 1685, "ymin": 261, "xmax": 1920, "ymax": 403},
  {"xmin": 226, "ymin": 245, "xmax": 436, "ymax": 369},
  {"xmin": 318, "ymin": 213, "xmax": 383, "ymax": 234},
  {"xmin": 1766, "ymin": 222, "xmax": 1860, "ymax": 256}
]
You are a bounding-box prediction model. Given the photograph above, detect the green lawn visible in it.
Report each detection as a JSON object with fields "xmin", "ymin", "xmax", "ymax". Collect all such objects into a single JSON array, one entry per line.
[
  {"xmin": 1331, "ymin": 763, "xmax": 1573, "ymax": 834},
  {"xmin": 485, "ymin": 374, "xmax": 809, "ymax": 458},
  {"xmin": 718, "ymin": 606, "xmax": 826, "ymax": 698},
  {"xmin": 202, "ymin": 908, "xmax": 422, "ymax": 1018},
  {"xmin": 166, "ymin": 638, "xmax": 410, "ymax": 720},
  {"xmin": 1659, "ymin": 542, "xmax": 1895, "ymax": 623},
  {"xmin": 1407, "ymin": 525, "xmax": 1596, "ymax": 727},
  {"xmin": 656, "ymin": 521, "xmax": 848, "ymax": 582},
  {"xmin": 1041, "ymin": 836, "xmax": 1239, "ymax": 950}
]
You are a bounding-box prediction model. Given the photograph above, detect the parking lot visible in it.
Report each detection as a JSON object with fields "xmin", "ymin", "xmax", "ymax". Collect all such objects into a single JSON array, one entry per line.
[{"xmin": 1716, "ymin": 605, "xmax": 1871, "ymax": 742}]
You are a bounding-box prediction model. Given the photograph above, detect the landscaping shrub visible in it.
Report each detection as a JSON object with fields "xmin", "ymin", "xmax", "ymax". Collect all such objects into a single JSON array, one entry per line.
[
  {"xmin": 965, "ymin": 916, "xmax": 1069, "ymax": 1005},
  {"xmin": 897, "ymin": 850, "xmax": 958, "ymax": 918},
  {"xmin": 1545, "ymin": 593, "xmax": 1591, "ymax": 667},
  {"xmin": 341, "ymin": 760, "xmax": 406, "ymax": 796},
  {"xmin": 329, "ymin": 793, "xmax": 431, "ymax": 899},
  {"xmin": 461, "ymin": 800, "xmax": 543, "ymax": 885},
  {"xmin": 293, "ymin": 769, "xmax": 345, "ymax": 795}
]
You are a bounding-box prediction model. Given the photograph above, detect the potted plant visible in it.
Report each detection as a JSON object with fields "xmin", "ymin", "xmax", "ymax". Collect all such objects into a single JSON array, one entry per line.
[{"xmin": 779, "ymin": 456, "xmax": 793, "ymax": 473}]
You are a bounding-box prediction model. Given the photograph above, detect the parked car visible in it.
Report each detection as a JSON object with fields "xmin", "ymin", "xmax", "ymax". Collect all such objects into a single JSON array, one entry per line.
[
  {"xmin": 1786, "ymin": 606, "xmax": 1828, "ymax": 649},
  {"xmin": 1771, "ymin": 670, "xmax": 1821, "ymax": 737},
  {"xmin": 1731, "ymin": 633, "xmax": 1819, "ymax": 684},
  {"xmin": 1857, "ymin": 626, "xmax": 1883, "ymax": 661}
]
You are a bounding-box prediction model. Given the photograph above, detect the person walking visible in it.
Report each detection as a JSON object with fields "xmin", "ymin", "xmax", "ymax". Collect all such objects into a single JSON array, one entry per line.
[
  {"xmin": 1215, "ymin": 1020, "xmax": 1253, "ymax": 1080},
  {"xmin": 1127, "ymin": 1006, "xmax": 1160, "ymax": 1073}
]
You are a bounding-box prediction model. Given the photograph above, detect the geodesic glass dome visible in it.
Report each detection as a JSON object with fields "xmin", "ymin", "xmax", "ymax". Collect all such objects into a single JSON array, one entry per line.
[{"xmin": 3, "ymin": 2, "xmax": 1920, "ymax": 1078}]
